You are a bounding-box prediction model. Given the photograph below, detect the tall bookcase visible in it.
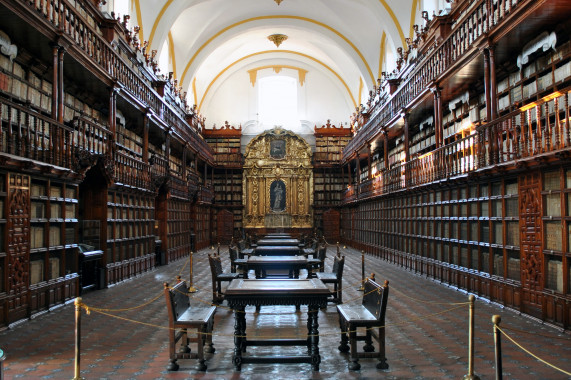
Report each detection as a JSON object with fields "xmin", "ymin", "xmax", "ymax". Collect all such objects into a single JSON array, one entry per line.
[
  {"xmin": 106, "ymin": 190, "xmax": 155, "ymax": 265},
  {"xmin": 0, "ymin": 173, "xmax": 6, "ymax": 294},
  {"xmin": 166, "ymin": 198, "xmax": 192, "ymax": 260},
  {"xmin": 29, "ymin": 178, "xmax": 79, "ymax": 285},
  {"xmin": 313, "ymin": 122, "xmax": 352, "ymax": 164}
]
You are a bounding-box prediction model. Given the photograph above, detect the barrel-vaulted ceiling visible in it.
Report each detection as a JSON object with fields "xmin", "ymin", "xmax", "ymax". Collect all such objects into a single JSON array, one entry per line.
[{"xmin": 122, "ymin": 0, "xmax": 426, "ymax": 130}]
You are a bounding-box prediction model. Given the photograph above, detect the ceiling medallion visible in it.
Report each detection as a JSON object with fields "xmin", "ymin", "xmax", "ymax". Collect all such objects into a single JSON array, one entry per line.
[
  {"xmin": 268, "ymin": 34, "xmax": 288, "ymax": 48},
  {"xmin": 274, "ymin": 0, "xmax": 284, "ymax": 5}
]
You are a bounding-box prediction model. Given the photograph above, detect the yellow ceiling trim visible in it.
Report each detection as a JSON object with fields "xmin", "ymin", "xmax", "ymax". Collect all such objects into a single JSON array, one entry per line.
[
  {"xmin": 192, "ymin": 77, "xmax": 197, "ymax": 107},
  {"xmin": 378, "ymin": 31, "xmax": 386, "ymax": 79},
  {"xmin": 409, "ymin": 0, "xmax": 420, "ymax": 40},
  {"xmin": 180, "ymin": 15, "xmax": 375, "ymax": 86},
  {"xmin": 247, "ymin": 65, "xmax": 309, "ymax": 86},
  {"xmin": 358, "ymin": 77, "xmax": 363, "ymax": 106},
  {"xmin": 377, "ymin": 0, "xmax": 406, "ymax": 48},
  {"xmin": 197, "ymin": 50, "xmax": 356, "ymax": 111},
  {"xmin": 148, "ymin": 0, "xmax": 174, "ymax": 49},
  {"xmin": 168, "ymin": 31, "xmax": 177, "ymax": 79},
  {"xmin": 133, "ymin": 0, "xmax": 144, "ymax": 43}
]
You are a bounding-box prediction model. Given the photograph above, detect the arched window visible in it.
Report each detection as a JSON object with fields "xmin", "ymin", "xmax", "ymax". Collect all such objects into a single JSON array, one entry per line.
[{"xmin": 258, "ymin": 75, "xmax": 298, "ymax": 129}]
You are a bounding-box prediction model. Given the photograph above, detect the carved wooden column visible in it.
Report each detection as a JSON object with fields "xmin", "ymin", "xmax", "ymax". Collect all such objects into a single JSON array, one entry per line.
[
  {"xmin": 489, "ymin": 45, "xmax": 498, "ymax": 120},
  {"xmin": 108, "ymin": 86, "xmax": 118, "ymax": 154},
  {"xmin": 142, "ymin": 111, "xmax": 150, "ymax": 164},
  {"xmin": 57, "ymin": 46, "xmax": 66, "ymax": 124},
  {"xmin": 367, "ymin": 143, "xmax": 372, "ymax": 180},
  {"xmin": 403, "ymin": 111, "xmax": 410, "ymax": 188},
  {"xmin": 50, "ymin": 43, "xmax": 59, "ymax": 120},
  {"xmin": 483, "ymin": 48, "xmax": 492, "ymax": 123},
  {"xmin": 355, "ymin": 153, "xmax": 361, "ymax": 186},
  {"xmin": 383, "ymin": 131, "xmax": 389, "ymax": 170},
  {"xmin": 432, "ymin": 86, "xmax": 443, "ymax": 149}
]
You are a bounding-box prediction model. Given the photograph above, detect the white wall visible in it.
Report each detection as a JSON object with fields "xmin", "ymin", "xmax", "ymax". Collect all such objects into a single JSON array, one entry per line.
[{"xmin": 202, "ymin": 61, "xmax": 353, "ymax": 145}]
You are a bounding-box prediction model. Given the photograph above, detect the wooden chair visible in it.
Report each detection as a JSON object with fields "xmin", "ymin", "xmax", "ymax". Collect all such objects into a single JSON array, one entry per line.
[
  {"xmin": 316, "ymin": 255, "xmax": 345, "ymax": 303},
  {"xmin": 307, "ymin": 245, "xmax": 326, "ymax": 277},
  {"xmin": 337, "ymin": 278, "xmax": 389, "ymax": 370},
  {"xmin": 228, "ymin": 244, "xmax": 247, "ymax": 276},
  {"xmin": 164, "ymin": 281, "xmax": 216, "ymax": 371},
  {"xmin": 208, "ymin": 254, "xmax": 240, "ymax": 304}
]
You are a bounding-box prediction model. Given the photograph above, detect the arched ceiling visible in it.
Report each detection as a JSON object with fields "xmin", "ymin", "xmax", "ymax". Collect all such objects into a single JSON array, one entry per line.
[{"xmin": 129, "ymin": 0, "xmax": 420, "ymax": 131}]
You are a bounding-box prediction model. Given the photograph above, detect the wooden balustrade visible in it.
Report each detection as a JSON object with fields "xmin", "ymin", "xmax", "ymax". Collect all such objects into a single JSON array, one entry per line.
[
  {"xmin": 24, "ymin": 0, "xmax": 213, "ymax": 162},
  {"xmin": 344, "ymin": 0, "xmax": 526, "ymax": 158},
  {"xmin": 344, "ymin": 87, "xmax": 571, "ymax": 203},
  {"xmin": 114, "ymin": 150, "xmax": 151, "ymax": 189},
  {"xmin": 169, "ymin": 176, "xmax": 189, "ymax": 198},
  {"xmin": 0, "ymin": 97, "xmax": 73, "ymax": 169},
  {"xmin": 150, "ymin": 153, "xmax": 169, "ymax": 180},
  {"xmin": 72, "ymin": 116, "xmax": 111, "ymax": 156}
]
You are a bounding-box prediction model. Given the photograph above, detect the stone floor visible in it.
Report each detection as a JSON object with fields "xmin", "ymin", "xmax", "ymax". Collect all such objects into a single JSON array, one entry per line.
[{"xmin": 1, "ymin": 246, "xmax": 570, "ymax": 379}]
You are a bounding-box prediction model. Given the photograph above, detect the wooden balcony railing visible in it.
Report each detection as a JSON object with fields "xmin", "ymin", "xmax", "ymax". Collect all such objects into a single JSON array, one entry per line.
[
  {"xmin": 0, "ymin": 97, "xmax": 73, "ymax": 169},
  {"xmin": 71, "ymin": 116, "xmax": 111, "ymax": 156},
  {"xmin": 150, "ymin": 153, "xmax": 168, "ymax": 181},
  {"xmin": 169, "ymin": 176, "xmax": 189, "ymax": 198},
  {"xmin": 114, "ymin": 150, "xmax": 151, "ymax": 189},
  {"xmin": 344, "ymin": 0, "xmax": 526, "ymax": 158},
  {"xmin": 344, "ymin": 87, "xmax": 571, "ymax": 203},
  {"xmin": 25, "ymin": 0, "xmax": 214, "ymax": 161}
]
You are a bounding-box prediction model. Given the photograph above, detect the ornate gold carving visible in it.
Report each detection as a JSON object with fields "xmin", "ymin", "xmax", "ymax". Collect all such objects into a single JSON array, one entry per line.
[
  {"xmin": 274, "ymin": 0, "xmax": 284, "ymax": 4},
  {"xmin": 268, "ymin": 34, "xmax": 288, "ymax": 48},
  {"xmin": 243, "ymin": 127, "xmax": 313, "ymax": 229}
]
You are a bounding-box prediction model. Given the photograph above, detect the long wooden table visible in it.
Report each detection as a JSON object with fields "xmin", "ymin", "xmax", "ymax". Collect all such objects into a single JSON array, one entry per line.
[
  {"xmin": 243, "ymin": 255, "xmax": 308, "ymax": 278},
  {"xmin": 225, "ymin": 278, "xmax": 330, "ymax": 371},
  {"xmin": 254, "ymin": 246, "xmax": 301, "ymax": 256},
  {"xmin": 256, "ymin": 238, "xmax": 300, "ymax": 246}
]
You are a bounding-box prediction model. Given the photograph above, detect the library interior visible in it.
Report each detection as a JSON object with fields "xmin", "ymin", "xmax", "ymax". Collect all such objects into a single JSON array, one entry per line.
[{"xmin": 0, "ymin": 0, "xmax": 570, "ymax": 378}]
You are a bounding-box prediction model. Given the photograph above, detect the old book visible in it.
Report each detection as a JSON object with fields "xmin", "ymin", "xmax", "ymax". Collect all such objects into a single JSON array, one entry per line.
[
  {"xmin": 49, "ymin": 257, "xmax": 60, "ymax": 279},
  {"xmin": 30, "ymin": 260, "xmax": 44, "ymax": 284},
  {"xmin": 506, "ymin": 222, "xmax": 520, "ymax": 246},
  {"xmin": 49, "ymin": 225, "xmax": 61, "ymax": 246},
  {"xmin": 547, "ymin": 259, "xmax": 563, "ymax": 292},
  {"xmin": 545, "ymin": 222, "xmax": 562, "ymax": 251}
]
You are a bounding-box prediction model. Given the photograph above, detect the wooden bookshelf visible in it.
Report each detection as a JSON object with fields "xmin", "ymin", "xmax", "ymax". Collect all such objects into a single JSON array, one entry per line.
[
  {"xmin": 542, "ymin": 167, "xmax": 571, "ymax": 294},
  {"xmin": 29, "ymin": 178, "xmax": 79, "ymax": 285},
  {"xmin": 106, "ymin": 190, "xmax": 155, "ymax": 276},
  {"xmin": 313, "ymin": 122, "xmax": 352, "ymax": 164},
  {"xmin": 497, "ymin": 40, "xmax": 571, "ymax": 114},
  {"xmin": 0, "ymin": 173, "xmax": 5, "ymax": 294},
  {"xmin": 166, "ymin": 198, "xmax": 192, "ymax": 261}
]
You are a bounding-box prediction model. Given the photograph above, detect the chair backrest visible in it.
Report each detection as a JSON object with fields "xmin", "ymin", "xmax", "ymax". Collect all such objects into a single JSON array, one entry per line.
[
  {"xmin": 164, "ymin": 280, "xmax": 190, "ymax": 323},
  {"xmin": 317, "ymin": 245, "xmax": 327, "ymax": 261},
  {"xmin": 229, "ymin": 245, "xmax": 238, "ymax": 263},
  {"xmin": 208, "ymin": 254, "xmax": 223, "ymax": 277},
  {"xmin": 332, "ymin": 255, "xmax": 345, "ymax": 279},
  {"xmin": 238, "ymin": 239, "xmax": 246, "ymax": 250},
  {"xmin": 362, "ymin": 279, "xmax": 389, "ymax": 323}
]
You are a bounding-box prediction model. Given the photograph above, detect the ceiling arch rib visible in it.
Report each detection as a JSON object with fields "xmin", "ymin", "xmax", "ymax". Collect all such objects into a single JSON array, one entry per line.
[
  {"xmin": 176, "ymin": 15, "xmax": 376, "ymax": 89},
  {"xmin": 197, "ymin": 50, "xmax": 357, "ymax": 112}
]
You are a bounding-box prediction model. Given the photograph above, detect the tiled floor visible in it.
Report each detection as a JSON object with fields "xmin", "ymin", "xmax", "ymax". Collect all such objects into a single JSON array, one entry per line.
[{"xmin": 1, "ymin": 246, "xmax": 570, "ymax": 379}]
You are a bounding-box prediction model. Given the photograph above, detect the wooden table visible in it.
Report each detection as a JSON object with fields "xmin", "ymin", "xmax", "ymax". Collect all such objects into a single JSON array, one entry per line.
[
  {"xmin": 244, "ymin": 255, "xmax": 308, "ymax": 278},
  {"xmin": 225, "ymin": 278, "xmax": 330, "ymax": 371},
  {"xmin": 254, "ymin": 245, "xmax": 301, "ymax": 256},
  {"xmin": 256, "ymin": 238, "xmax": 300, "ymax": 246}
]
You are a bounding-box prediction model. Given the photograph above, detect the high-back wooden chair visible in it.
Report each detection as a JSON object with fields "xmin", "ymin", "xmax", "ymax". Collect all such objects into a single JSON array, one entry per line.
[
  {"xmin": 316, "ymin": 255, "xmax": 345, "ymax": 303},
  {"xmin": 208, "ymin": 254, "xmax": 240, "ymax": 304}
]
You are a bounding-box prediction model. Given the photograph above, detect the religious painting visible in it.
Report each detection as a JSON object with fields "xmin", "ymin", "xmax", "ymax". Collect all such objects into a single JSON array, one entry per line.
[
  {"xmin": 270, "ymin": 180, "xmax": 286, "ymax": 212},
  {"xmin": 270, "ymin": 139, "xmax": 286, "ymax": 159}
]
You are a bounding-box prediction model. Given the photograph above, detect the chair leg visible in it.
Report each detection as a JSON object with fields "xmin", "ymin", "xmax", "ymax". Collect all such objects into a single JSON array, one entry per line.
[
  {"xmin": 196, "ymin": 330, "xmax": 207, "ymax": 371},
  {"xmin": 204, "ymin": 320, "xmax": 216, "ymax": 354},
  {"xmin": 363, "ymin": 329, "xmax": 375, "ymax": 352},
  {"xmin": 348, "ymin": 325, "xmax": 361, "ymax": 370},
  {"xmin": 167, "ymin": 330, "xmax": 180, "ymax": 371},
  {"xmin": 338, "ymin": 318, "xmax": 349, "ymax": 353},
  {"xmin": 377, "ymin": 327, "xmax": 389, "ymax": 369},
  {"xmin": 179, "ymin": 328, "xmax": 191, "ymax": 354}
]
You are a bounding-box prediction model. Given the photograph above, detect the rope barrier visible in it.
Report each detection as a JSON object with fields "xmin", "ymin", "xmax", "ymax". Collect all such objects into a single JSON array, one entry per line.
[
  {"xmin": 500, "ymin": 325, "xmax": 571, "ymax": 340},
  {"xmin": 496, "ymin": 325, "xmax": 571, "ymax": 376}
]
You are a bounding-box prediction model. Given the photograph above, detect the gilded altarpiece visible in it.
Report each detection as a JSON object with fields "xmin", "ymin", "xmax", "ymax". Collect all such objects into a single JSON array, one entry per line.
[{"xmin": 243, "ymin": 128, "xmax": 313, "ymax": 229}]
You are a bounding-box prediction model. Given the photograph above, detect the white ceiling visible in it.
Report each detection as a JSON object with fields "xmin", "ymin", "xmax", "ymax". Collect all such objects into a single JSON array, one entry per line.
[{"xmin": 120, "ymin": 0, "xmax": 424, "ymax": 131}]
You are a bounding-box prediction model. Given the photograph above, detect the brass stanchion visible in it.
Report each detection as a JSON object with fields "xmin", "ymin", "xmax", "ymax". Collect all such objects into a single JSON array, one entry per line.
[
  {"xmin": 492, "ymin": 315, "xmax": 502, "ymax": 380},
  {"xmin": 188, "ymin": 251, "xmax": 197, "ymax": 293},
  {"xmin": 463, "ymin": 295, "xmax": 480, "ymax": 379},
  {"xmin": 358, "ymin": 250, "xmax": 365, "ymax": 291},
  {"xmin": 72, "ymin": 297, "xmax": 84, "ymax": 380}
]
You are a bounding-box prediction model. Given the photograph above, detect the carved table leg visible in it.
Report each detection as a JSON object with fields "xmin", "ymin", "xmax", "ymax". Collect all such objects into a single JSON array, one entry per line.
[
  {"xmin": 308, "ymin": 304, "xmax": 321, "ymax": 371},
  {"xmin": 232, "ymin": 306, "xmax": 245, "ymax": 371},
  {"xmin": 338, "ymin": 318, "xmax": 349, "ymax": 353}
]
